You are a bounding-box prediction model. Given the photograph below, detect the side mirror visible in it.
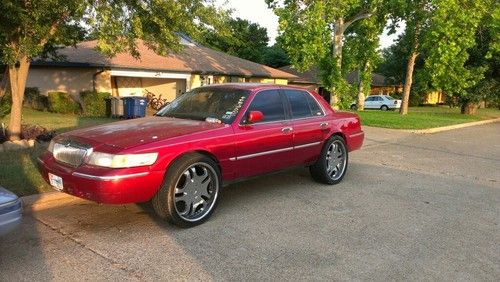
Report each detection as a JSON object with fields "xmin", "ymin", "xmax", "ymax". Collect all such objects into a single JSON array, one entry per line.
[{"xmin": 247, "ymin": 111, "xmax": 264, "ymax": 124}]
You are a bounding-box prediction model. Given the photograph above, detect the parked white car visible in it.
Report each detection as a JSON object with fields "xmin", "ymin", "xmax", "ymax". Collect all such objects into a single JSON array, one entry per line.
[{"xmin": 350, "ymin": 95, "xmax": 402, "ymax": 111}]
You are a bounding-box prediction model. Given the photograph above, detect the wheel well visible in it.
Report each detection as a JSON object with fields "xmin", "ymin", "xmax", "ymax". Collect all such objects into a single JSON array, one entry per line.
[
  {"xmin": 329, "ymin": 132, "xmax": 346, "ymax": 142},
  {"xmin": 171, "ymin": 150, "xmax": 221, "ymax": 173}
]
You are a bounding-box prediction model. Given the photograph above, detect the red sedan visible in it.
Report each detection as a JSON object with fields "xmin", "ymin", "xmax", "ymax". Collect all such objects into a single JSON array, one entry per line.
[{"xmin": 38, "ymin": 84, "xmax": 364, "ymax": 227}]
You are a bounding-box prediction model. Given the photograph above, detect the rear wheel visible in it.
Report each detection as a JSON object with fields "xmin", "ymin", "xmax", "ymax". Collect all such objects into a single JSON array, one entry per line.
[
  {"xmin": 350, "ymin": 104, "xmax": 358, "ymax": 111},
  {"xmin": 152, "ymin": 153, "xmax": 221, "ymax": 227},
  {"xmin": 380, "ymin": 105, "xmax": 389, "ymax": 111},
  {"xmin": 310, "ymin": 135, "xmax": 348, "ymax": 185}
]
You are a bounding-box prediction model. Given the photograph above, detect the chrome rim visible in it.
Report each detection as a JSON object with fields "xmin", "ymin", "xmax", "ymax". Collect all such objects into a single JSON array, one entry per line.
[
  {"xmin": 326, "ymin": 140, "xmax": 347, "ymax": 181},
  {"xmin": 174, "ymin": 162, "xmax": 219, "ymax": 222}
]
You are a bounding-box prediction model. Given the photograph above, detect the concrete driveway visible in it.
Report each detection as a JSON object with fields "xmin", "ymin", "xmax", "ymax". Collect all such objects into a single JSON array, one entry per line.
[{"xmin": 1, "ymin": 123, "xmax": 499, "ymax": 281}]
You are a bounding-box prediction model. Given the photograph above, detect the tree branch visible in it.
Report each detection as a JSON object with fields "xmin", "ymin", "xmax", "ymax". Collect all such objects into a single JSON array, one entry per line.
[
  {"xmin": 38, "ymin": 12, "xmax": 70, "ymax": 47},
  {"xmin": 343, "ymin": 9, "xmax": 374, "ymax": 32}
]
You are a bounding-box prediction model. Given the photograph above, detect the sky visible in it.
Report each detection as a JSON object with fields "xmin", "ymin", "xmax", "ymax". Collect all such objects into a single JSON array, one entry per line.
[{"xmin": 216, "ymin": 0, "xmax": 403, "ymax": 49}]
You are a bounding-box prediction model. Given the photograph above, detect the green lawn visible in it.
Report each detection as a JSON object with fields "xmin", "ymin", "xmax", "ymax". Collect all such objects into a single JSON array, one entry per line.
[
  {"xmin": 0, "ymin": 108, "xmax": 115, "ymax": 196},
  {"xmin": 353, "ymin": 107, "xmax": 500, "ymax": 129}
]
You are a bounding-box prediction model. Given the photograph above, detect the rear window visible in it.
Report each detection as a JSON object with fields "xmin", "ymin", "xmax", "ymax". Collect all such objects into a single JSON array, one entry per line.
[{"xmin": 284, "ymin": 90, "xmax": 323, "ymax": 118}]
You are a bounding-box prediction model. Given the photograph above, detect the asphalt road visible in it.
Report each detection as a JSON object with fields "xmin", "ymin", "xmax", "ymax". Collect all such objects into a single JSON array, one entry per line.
[{"xmin": 1, "ymin": 123, "xmax": 499, "ymax": 281}]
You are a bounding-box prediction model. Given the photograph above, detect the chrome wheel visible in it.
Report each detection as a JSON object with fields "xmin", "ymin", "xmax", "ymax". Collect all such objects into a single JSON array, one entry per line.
[
  {"xmin": 174, "ymin": 162, "xmax": 219, "ymax": 222},
  {"xmin": 326, "ymin": 140, "xmax": 347, "ymax": 181}
]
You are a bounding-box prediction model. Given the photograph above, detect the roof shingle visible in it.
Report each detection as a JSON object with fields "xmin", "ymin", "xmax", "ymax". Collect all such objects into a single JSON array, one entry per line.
[{"xmin": 33, "ymin": 40, "xmax": 296, "ymax": 79}]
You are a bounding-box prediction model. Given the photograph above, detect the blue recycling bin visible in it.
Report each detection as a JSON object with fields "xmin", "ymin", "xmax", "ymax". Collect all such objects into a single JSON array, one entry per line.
[{"xmin": 123, "ymin": 97, "xmax": 147, "ymax": 118}]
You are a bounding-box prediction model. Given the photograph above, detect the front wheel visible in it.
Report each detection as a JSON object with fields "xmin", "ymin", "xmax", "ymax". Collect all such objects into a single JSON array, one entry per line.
[
  {"xmin": 310, "ymin": 135, "xmax": 349, "ymax": 185},
  {"xmin": 350, "ymin": 104, "xmax": 358, "ymax": 111},
  {"xmin": 152, "ymin": 154, "xmax": 221, "ymax": 227}
]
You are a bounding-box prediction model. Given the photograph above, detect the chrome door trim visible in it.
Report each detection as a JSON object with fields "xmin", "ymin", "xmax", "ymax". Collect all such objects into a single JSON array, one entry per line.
[
  {"xmin": 230, "ymin": 141, "xmax": 322, "ymax": 161},
  {"xmin": 294, "ymin": 141, "xmax": 322, "ymax": 149}
]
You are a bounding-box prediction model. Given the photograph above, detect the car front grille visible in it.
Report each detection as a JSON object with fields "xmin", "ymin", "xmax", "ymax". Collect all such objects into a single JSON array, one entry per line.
[{"xmin": 53, "ymin": 141, "xmax": 91, "ymax": 167}]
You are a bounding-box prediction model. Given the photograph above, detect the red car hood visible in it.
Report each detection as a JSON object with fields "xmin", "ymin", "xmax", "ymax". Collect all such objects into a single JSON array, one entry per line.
[{"xmin": 61, "ymin": 117, "xmax": 225, "ymax": 149}]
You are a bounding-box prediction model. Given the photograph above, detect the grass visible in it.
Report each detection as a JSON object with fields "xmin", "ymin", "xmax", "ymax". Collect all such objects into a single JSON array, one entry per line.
[
  {"xmin": 0, "ymin": 108, "xmax": 115, "ymax": 196},
  {"xmin": 353, "ymin": 106, "xmax": 500, "ymax": 129}
]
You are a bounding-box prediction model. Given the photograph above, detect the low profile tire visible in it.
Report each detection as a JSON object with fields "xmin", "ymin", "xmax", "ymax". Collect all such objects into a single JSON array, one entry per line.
[
  {"xmin": 152, "ymin": 153, "xmax": 221, "ymax": 228},
  {"xmin": 350, "ymin": 104, "xmax": 358, "ymax": 111},
  {"xmin": 310, "ymin": 135, "xmax": 349, "ymax": 185},
  {"xmin": 380, "ymin": 105, "xmax": 389, "ymax": 111}
]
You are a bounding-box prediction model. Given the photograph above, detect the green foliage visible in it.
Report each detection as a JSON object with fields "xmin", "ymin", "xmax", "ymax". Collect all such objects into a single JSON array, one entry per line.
[
  {"xmin": 203, "ymin": 18, "xmax": 269, "ymax": 64},
  {"xmin": 0, "ymin": 91, "xmax": 11, "ymax": 118},
  {"xmin": 262, "ymin": 45, "xmax": 290, "ymax": 68},
  {"xmin": 24, "ymin": 87, "xmax": 48, "ymax": 111},
  {"xmin": 80, "ymin": 91, "xmax": 111, "ymax": 117},
  {"xmin": 47, "ymin": 92, "xmax": 81, "ymax": 114},
  {"xmin": 423, "ymin": 0, "xmax": 490, "ymax": 98}
]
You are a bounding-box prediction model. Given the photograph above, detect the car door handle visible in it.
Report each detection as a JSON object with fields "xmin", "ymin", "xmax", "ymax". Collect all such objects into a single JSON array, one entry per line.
[
  {"xmin": 320, "ymin": 122, "xmax": 329, "ymax": 128},
  {"xmin": 281, "ymin": 127, "xmax": 293, "ymax": 133}
]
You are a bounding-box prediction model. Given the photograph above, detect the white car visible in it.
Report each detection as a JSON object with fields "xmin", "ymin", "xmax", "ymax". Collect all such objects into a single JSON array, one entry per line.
[{"xmin": 350, "ymin": 95, "xmax": 402, "ymax": 111}]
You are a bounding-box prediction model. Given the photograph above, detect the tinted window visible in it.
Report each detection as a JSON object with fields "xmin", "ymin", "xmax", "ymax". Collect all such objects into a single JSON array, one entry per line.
[
  {"xmin": 375, "ymin": 96, "xmax": 383, "ymax": 101},
  {"xmin": 304, "ymin": 92, "xmax": 323, "ymax": 116},
  {"xmin": 365, "ymin": 96, "xmax": 374, "ymax": 102},
  {"xmin": 246, "ymin": 90, "xmax": 285, "ymax": 122},
  {"xmin": 285, "ymin": 90, "xmax": 323, "ymax": 118},
  {"xmin": 286, "ymin": 90, "xmax": 311, "ymax": 118}
]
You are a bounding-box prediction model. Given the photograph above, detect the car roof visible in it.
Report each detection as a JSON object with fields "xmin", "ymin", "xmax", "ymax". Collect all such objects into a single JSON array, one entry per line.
[{"xmin": 197, "ymin": 83, "xmax": 311, "ymax": 92}]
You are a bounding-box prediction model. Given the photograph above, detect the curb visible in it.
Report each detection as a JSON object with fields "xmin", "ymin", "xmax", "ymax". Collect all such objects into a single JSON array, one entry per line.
[
  {"xmin": 404, "ymin": 118, "xmax": 500, "ymax": 134},
  {"xmin": 21, "ymin": 191, "xmax": 73, "ymax": 210}
]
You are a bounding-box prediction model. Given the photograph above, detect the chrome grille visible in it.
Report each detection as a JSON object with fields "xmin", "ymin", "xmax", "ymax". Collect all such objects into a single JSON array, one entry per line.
[{"xmin": 53, "ymin": 141, "xmax": 91, "ymax": 167}]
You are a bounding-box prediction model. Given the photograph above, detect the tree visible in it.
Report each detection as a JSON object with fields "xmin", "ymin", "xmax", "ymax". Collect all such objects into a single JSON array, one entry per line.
[
  {"xmin": 0, "ymin": 0, "xmax": 227, "ymax": 141},
  {"xmin": 203, "ymin": 17, "xmax": 269, "ymax": 63},
  {"xmin": 267, "ymin": 0, "xmax": 377, "ymax": 108},
  {"xmin": 423, "ymin": 0, "xmax": 495, "ymax": 114},
  {"xmin": 385, "ymin": 0, "xmax": 434, "ymax": 115},
  {"xmin": 343, "ymin": 16, "xmax": 385, "ymax": 110}
]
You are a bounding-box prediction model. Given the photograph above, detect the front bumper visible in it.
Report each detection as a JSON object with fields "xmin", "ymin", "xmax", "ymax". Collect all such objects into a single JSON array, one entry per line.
[{"xmin": 37, "ymin": 152, "xmax": 165, "ymax": 204}]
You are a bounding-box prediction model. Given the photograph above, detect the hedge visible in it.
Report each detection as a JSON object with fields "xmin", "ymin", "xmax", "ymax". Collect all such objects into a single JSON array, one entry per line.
[
  {"xmin": 24, "ymin": 87, "xmax": 48, "ymax": 111},
  {"xmin": 0, "ymin": 91, "xmax": 12, "ymax": 118},
  {"xmin": 47, "ymin": 92, "xmax": 81, "ymax": 114},
  {"xmin": 80, "ymin": 91, "xmax": 111, "ymax": 117}
]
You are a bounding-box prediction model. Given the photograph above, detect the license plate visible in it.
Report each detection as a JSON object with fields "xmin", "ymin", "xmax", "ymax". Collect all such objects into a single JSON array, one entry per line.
[{"xmin": 48, "ymin": 173, "xmax": 64, "ymax": 191}]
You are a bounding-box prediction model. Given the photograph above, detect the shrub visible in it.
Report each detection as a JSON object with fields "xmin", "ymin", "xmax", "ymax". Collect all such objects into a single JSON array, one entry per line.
[
  {"xmin": 0, "ymin": 123, "xmax": 55, "ymax": 143},
  {"xmin": 47, "ymin": 91, "xmax": 81, "ymax": 114},
  {"xmin": 0, "ymin": 90, "xmax": 12, "ymax": 118},
  {"xmin": 24, "ymin": 87, "xmax": 48, "ymax": 111},
  {"xmin": 80, "ymin": 91, "xmax": 111, "ymax": 117}
]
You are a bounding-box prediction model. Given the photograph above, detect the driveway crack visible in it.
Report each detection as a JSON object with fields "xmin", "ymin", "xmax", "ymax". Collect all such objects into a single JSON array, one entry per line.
[{"xmin": 34, "ymin": 216, "xmax": 144, "ymax": 281}]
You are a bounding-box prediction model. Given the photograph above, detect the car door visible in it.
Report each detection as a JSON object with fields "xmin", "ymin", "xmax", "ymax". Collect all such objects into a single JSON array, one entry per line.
[
  {"xmin": 232, "ymin": 89, "xmax": 294, "ymax": 179},
  {"xmin": 373, "ymin": 96, "xmax": 384, "ymax": 108},
  {"xmin": 364, "ymin": 96, "xmax": 375, "ymax": 108},
  {"xmin": 283, "ymin": 89, "xmax": 328, "ymax": 166}
]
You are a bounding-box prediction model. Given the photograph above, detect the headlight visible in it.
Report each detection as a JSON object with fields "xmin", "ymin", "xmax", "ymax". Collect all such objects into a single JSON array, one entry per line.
[
  {"xmin": 86, "ymin": 152, "xmax": 158, "ymax": 168},
  {"xmin": 47, "ymin": 140, "xmax": 55, "ymax": 153}
]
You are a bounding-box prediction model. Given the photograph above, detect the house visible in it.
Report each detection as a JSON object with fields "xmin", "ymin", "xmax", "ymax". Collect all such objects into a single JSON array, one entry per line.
[
  {"xmin": 279, "ymin": 66, "xmax": 402, "ymax": 103},
  {"xmin": 27, "ymin": 37, "xmax": 296, "ymax": 101}
]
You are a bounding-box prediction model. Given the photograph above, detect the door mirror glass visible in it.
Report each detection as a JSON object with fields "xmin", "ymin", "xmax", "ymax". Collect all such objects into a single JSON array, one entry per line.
[{"xmin": 247, "ymin": 111, "xmax": 264, "ymax": 123}]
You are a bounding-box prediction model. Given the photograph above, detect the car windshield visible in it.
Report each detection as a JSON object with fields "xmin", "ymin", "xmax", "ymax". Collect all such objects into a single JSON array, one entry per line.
[
  {"xmin": 385, "ymin": 96, "xmax": 395, "ymax": 100},
  {"xmin": 155, "ymin": 87, "xmax": 250, "ymax": 124}
]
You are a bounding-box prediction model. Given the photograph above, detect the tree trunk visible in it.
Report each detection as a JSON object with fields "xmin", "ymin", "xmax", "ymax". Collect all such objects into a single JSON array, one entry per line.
[
  {"xmin": 8, "ymin": 56, "xmax": 31, "ymax": 141},
  {"xmin": 399, "ymin": 51, "xmax": 418, "ymax": 115},
  {"xmin": 330, "ymin": 18, "xmax": 344, "ymax": 109},
  {"xmin": 460, "ymin": 101, "xmax": 477, "ymax": 115},
  {"xmin": 357, "ymin": 61, "xmax": 370, "ymax": 111}
]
